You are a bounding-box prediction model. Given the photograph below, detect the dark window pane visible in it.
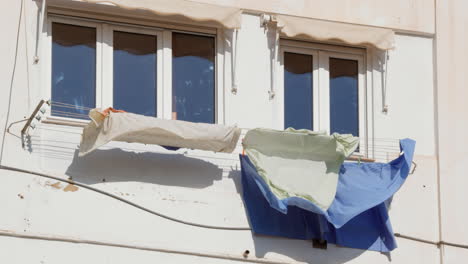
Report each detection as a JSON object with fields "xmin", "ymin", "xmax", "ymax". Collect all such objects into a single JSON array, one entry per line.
[
  {"xmin": 113, "ymin": 31, "xmax": 157, "ymax": 116},
  {"xmin": 172, "ymin": 33, "xmax": 215, "ymax": 123},
  {"xmin": 284, "ymin": 52, "xmax": 313, "ymax": 130},
  {"xmin": 329, "ymin": 58, "xmax": 359, "ymax": 136},
  {"xmin": 52, "ymin": 23, "xmax": 96, "ymax": 119}
]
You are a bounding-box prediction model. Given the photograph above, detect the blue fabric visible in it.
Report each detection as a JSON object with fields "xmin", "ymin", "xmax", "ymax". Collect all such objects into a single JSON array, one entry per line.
[{"xmin": 240, "ymin": 139, "xmax": 415, "ymax": 252}]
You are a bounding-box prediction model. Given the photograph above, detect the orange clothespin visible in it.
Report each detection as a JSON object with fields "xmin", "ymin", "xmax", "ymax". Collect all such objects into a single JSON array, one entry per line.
[
  {"xmin": 89, "ymin": 107, "xmax": 127, "ymax": 126},
  {"xmin": 102, "ymin": 107, "xmax": 126, "ymax": 117}
]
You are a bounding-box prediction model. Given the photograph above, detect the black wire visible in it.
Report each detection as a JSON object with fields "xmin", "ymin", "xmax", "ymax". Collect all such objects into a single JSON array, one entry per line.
[
  {"xmin": 0, "ymin": 0, "xmax": 24, "ymax": 164},
  {"xmin": 0, "ymin": 165, "xmax": 252, "ymax": 231}
]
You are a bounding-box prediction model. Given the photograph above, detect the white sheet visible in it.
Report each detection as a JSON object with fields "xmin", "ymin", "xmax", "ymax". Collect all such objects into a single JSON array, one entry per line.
[
  {"xmin": 243, "ymin": 128, "xmax": 359, "ymax": 210},
  {"xmin": 79, "ymin": 110, "xmax": 241, "ymax": 156}
]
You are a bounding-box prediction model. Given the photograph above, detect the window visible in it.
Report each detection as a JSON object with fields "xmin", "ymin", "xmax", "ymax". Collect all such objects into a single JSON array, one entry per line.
[
  {"xmin": 172, "ymin": 33, "xmax": 215, "ymax": 123},
  {"xmin": 329, "ymin": 58, "xmax": 359, "ymax": 136},
  {"xmin": 51, "ymin": 23, "xmax": 97, "ymax": 118},
  {"xmin": 47, "ymin": 16, "xmax": 218, "ymax": 123},
  {"xmin": 279, "ymin": 41, "xmax": 367, "ymax": 153},
  {"xmin": 113, "ymin": 31, "xmax": 158, "ymax": 116},
  {"xmin": 284, "ymin": 52, "xmax": 314, "ymax": 130}
]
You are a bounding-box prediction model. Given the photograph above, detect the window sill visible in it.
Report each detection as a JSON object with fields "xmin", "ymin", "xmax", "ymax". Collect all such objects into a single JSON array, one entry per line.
[{"xmin": 42, "ymin": 116, "xmax": 89, "ymax": 128}]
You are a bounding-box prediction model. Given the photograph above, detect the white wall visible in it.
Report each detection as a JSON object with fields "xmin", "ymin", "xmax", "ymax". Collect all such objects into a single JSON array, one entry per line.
[
  {"xmin": 0, "ymin": 0, "xmax": 451, "ymax": 263},
  {"xmin": 0, "ymin": 168, "xmax": 440, "ymax": 263},
  {"xmin": 0, "ymin": 0, "xmax": 29, "ymax": 162},
  {"xmin": 435, "ymin": 0, "xmax": 468, "ymax": 262},
  {"xmin": 184, "ymin": 0, "xmax": 436, "ymax": 34},
  {"xmin": 375, "ymin": 34, "xmax": 439, "ymax": 243}
]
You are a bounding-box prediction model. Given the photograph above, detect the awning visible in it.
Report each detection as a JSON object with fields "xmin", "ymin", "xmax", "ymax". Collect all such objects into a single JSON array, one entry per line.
[
  {"xmin": 79, "ymin": 109, "xmax": 241, "ymax": 156},
  {"xmin": 48, "ymin": 0, "xmax": 243, "ymax": 29},
  {"xmin": 276, "ymin": 15, "xmax": 395, "ymax": 50}
]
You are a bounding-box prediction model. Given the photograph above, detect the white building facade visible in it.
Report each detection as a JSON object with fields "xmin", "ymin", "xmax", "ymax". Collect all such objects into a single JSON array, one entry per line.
[{"xmin": 0, "ymin": 0, "xmax": 466, "ymax": 263}]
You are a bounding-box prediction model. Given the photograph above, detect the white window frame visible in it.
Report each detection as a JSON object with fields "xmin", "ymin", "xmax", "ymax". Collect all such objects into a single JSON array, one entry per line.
[
  {"xmin": 45, "ymin": 16, "xmax": 103, "ymax": 124},
  {"xmin": 277, "ymin": 47, "xmax": 319, "ymax": 131},
  {"xmin": 102, "ymin": 24, "xmax": 164, "ymax": 118},
  {"xmin": 43, "ymin": 14, "xmax": 222, "ymax": 125},
  {"xmin": 278, "ymin": 40, "xmax": 371, "ymax": 157}
]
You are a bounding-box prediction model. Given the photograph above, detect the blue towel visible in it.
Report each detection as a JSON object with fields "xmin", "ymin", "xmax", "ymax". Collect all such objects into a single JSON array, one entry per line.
[{"xmin": 240, "ymin": 139, "xmax": 415, "ymax": 252}]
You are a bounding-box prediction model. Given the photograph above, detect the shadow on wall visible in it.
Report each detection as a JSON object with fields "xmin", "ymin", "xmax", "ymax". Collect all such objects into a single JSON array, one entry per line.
[
  {"xmin": 228, "ymin": 170, "xmax": 368, "ymax": 264},
  {"xmin": 65, "ymin": 148, "xmax": 223, "ymax": 188},
  {"xmin": 252, "ymin": 235, "xmax": 367, "ymax": 264},
  {"xmin": 64, "ymin": 148, "xmax": 368, "ymax": 263}
]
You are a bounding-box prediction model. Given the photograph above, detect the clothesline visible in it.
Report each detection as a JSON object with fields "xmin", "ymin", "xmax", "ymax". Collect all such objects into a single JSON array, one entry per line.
[
  {"xmin": 46, "ymin": 100, "xmax": 401, "ymax": 157},
  {"xmin": 26, "ymin": 100, "xmax": 417, "ymax": 175},
  {"xmin": 18, "ymin": 100, "xmax": 418, "ymax": 253},
  {"xmin": 47, "ymin": 100, "xmax": 405, "ymax": 138},
  {"xmin": 50, "ymin": 101, "xmax": 93, "ymax": 110}
]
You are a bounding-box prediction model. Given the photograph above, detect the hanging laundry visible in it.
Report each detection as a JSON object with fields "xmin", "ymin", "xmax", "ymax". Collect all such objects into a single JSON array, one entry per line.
[
  {"xmin": 88, "ymin": 107, "xmax": 126, "ymax": 126},
  {"xmin": 240, "ymin": 138, "xmax": 415, "ymax": 252},
  {"xmin": 79, "ymin": 108, "xmax": 241, "ymax": 156},
  {"xmin": 242, "ymin": 128, "xmax": 359, "ymax": 211}
]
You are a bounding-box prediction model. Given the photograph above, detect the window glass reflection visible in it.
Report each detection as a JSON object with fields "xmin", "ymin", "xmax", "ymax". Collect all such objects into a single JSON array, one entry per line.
[
  {"xmin": 329, "ymin": 58, "xmax": 359, "ymax": 136},
  {"xmin": 114, "ymin": 31, "xmax": 157, "ymax": 116},
  {"xmin": 52, "ymin": 23, "xmax": 96, "ymax": 118},
  {"xmin": 172, "ymin": 32, "xmax": 215, "ymax": 123},
  {"xmin": 284, "ymin": 52, "xmax": 313, "ymax": 130}
]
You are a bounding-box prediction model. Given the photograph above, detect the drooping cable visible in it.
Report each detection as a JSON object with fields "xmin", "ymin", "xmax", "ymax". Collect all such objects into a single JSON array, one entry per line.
[
  {"xmin": 0, "ymin": 0, "xmax": 24, "ymax": 164},
  {"xmin": 0, "ymin": 164, "xmax": 461, "ymax": 248},
  {"xmin": 0, "ymin": 230, "xmax": 288, "ymax": 264},
  {"xmin": 0, "ymin": 165, "xmax": 252, "ymax": 231},
  {"xmin": 23, "ymin": 0, "xmax": 31, "ymax": 111}
]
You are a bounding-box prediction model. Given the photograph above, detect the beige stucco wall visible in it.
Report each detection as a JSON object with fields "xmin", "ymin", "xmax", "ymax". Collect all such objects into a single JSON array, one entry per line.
[
  {"xmin": 4, "ymin": 0, "xmax": 468, "ymax": 263},
  {"xmin": 436, "ymin": 0, "xmax": 468, "ymax": 258},
  {"xmin": 193, "ymin": 0, "xmax": 435, "ymax": 34},
  {"xmin": 50, "ymin": 0, "xmax": 436, "ymax": 34}
]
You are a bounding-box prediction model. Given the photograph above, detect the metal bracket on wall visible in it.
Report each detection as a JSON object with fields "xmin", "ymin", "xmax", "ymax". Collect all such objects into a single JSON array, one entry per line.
[
  {"xmin": 20, "ymin": 99, "xmax": 49, "ymax": 148},
  {"xmin": 410, "ymin": 161, "xmax": 417, "ymax": 174},
  {"xmin": 260, "ymin": 13, "xmax": 272, "ymax": 28},
  {"xmin": 381, "ymin": 50, "xmax": 390, "ymax": 114}
]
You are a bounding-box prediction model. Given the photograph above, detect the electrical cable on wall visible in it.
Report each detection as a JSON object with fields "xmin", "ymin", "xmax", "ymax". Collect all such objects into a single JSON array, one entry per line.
[
  {"xmin": 0, "ymin": 164, "xmax": 463, "ymax": 249},
  {"xmin": 0, "ymin": 230, "xmax": 288, "ymax": 264},
  {"xmin": 0, "ymin": 165, "xmax": 251, "ymax": 231},
  {"xmin": 23, "ymin": 0, "xmax": 31, "ymax": 111},
  {"xmin": 0, "ymin": 0, "xmax": 461, "ymax": 257},
  {"xmin": 0, "ymin": 0, "xmax": 24, "ymax": 164}
]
